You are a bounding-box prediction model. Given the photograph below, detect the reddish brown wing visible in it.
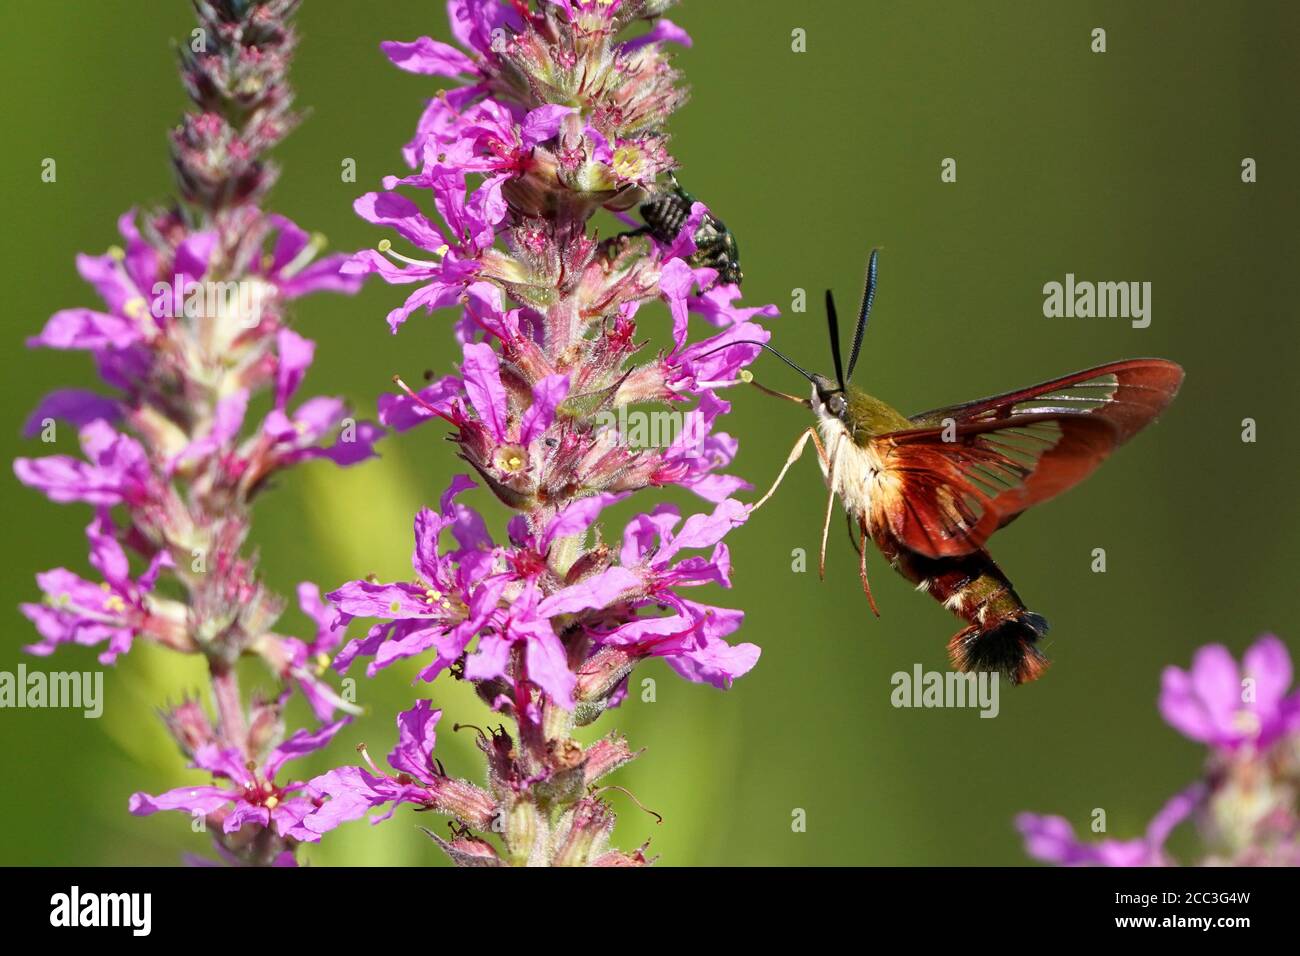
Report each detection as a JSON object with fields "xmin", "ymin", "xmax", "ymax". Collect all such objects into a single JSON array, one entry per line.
[{"xmin": 867, "ymin": 359, "xmax": 1184, "ymax": 559}]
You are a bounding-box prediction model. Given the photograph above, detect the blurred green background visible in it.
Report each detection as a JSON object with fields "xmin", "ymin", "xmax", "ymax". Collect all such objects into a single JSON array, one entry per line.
[{"xmin": 2, "ymin": 1, "xmax": 1297, "ymax": 866}]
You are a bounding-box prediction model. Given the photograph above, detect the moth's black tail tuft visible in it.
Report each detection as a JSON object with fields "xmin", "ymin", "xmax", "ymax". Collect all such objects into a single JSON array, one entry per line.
[{"xmin": 948, "ymin": 612, "xmax": 1051, "ymax": 685}]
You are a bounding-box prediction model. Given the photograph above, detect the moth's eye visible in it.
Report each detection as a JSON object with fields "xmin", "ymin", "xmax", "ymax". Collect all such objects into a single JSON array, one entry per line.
[{"xmin": 828, "ymin": 395, "xmax": 846, "ymax": 416}]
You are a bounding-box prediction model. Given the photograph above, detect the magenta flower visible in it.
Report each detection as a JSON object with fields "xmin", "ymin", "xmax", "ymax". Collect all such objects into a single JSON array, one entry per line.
[
  {"xmin": 330, "ymin": 476, "xmax": 758, "ymax": 701},
  {"xmin": 248, "ymin": 583, "xmax": 360, "ymax": 722},
  {"xmin": 130, "ymin": 719, "xmax": 350, "ymax": 843},
  {"xmin": 330, "ymin": 476, "xmax": 498, "ymax": 679},
  {"xmin": 593, "ymin": 600, "xmax": 756, "ymax": 690},
  {"xmin": 595, "ymin": 497, "xmax": 759, "ymax": 687},
  {"xmin": 15, "ymin": 420, "xmax": 154, "ymax": 507},
  {"xmin": 1018, "ymin": 816, "xmax": 1158, "ymax": 867},
  {"xmin": 21, "ymin": 389, "xmax": 121, "ymax": 438},
  {"xmin": 653, "ymin": 392, "xmax": 749, "ymax": 503},
  {"xmin": 20, "ymin": 512, "xmax": 183, "ymax": 664},
  {"xmin": 26, "ymin": 211, "xmax": 170, "ymax": 356},
  {"xmin": 26, "ymin": 207, "xmax": 357, "ymax": 362},
  {"xmin": 345, "ymin": 169, "xmax": 509, "ymax": 333},
  {"xmin": 465, "ymin": 579, "xmax": 578, "ymax": 707},
  {"xmin": 256, "ymin": 214, "xmax": 365, "ymax": 300},
  {"xmin": 300, "ymin": 701, "xmax": 496, "ymax": 837},
  {"xmin": 1016, "ymin": 785, "xmax": 1203, "ymax": 867},
  {"xmin": 378, "ymin": 373, "xmax": 463, "ymax": 432},
  {"xmin": 1159, "ymin": 634, "xmax": 1300, "ymax": 751},
  {"xmin": 443, "ymin": 330, "xmax": 753, "ymax": 510},
  {"xmin": 1019, "ymin": 633, "xmax": 1300, "ymax": 867},
  {"xmin": 621, "ymin": 498, "xmax": 743, "ymax": 595}
]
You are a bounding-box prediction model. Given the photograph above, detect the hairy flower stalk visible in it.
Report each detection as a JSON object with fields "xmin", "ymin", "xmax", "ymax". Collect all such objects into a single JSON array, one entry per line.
[
  {"xmin": 1017, "ymin": 634, "xmax": 1300, "ymax": 866},
  {"xmin": 14, "ymin": 0, "xmax": 375, "ymax": 865},
  {"xmin": 300, "ymin": 0, "xmax": 775, "ymax": 865}
]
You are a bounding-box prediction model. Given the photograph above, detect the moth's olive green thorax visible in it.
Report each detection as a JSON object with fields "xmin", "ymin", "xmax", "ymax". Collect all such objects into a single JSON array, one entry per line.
[{"xmin": 811, "ymin": 374, "xmax": 911, "ymax": 445}]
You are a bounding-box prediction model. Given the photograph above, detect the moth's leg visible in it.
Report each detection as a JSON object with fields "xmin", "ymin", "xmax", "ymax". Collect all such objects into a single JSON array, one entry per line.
[
  {"xmin": 819, "ymin": 480, "xmax": 837, "ymax": 580},
  {"xmin": 845, "ymin": 511, "xmax": 862, "ymax": 556},
  {"xmin": 858, "ymin": 513, "xmax": 880, "ymax": 617},
  {"xmin": 750, "ymin": 427, "xmax": 828, "ymax": 514},
  {"xmin": 818, "ymin": 448, "xmax": 842, "ymax": 580},
  {"xmin": 808, "ymin": 427, "xmax": 829, "ymax": 464}
]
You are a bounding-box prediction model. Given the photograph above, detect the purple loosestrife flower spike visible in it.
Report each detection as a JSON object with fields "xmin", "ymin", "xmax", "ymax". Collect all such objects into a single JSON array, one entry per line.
[
  {"xmin": 14, "ymin": 0, "xmax": 374, "ymax": 865},
  {"xmin": 310, "ymin": 0, "xmax": 772, "ymax": 865}
]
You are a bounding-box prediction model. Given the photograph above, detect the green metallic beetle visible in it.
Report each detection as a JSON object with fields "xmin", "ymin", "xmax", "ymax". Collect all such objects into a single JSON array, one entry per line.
[{"xmin": 638, "ymin": 173, "xmax": 743, "ymax": 286}]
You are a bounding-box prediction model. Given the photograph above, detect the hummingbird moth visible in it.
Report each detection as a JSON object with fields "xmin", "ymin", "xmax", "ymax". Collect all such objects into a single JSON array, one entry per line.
[{"xmin": 738, "ymin": 250, "xmax": 1183, "ymax": 684}]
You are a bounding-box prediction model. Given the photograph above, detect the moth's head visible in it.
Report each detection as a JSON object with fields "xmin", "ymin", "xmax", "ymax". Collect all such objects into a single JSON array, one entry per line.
[{"xmin": 810, "ymin": 373, "xmax": 848, "ymax": 421}]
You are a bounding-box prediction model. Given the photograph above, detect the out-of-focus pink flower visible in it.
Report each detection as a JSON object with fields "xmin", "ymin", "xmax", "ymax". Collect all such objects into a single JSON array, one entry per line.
[
  {"xmin": 1159, "ymin": 634, "xmax": 1300, "ymax": 751},
  {"xmin": 1016, "ymin": 785, "xmax": 1203, "ymax": 867}
]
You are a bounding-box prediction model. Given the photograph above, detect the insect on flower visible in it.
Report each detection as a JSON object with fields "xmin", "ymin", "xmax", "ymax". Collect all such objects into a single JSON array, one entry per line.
[
  {"xmin": 638, "ymin": 172, "xmax": 743, "ymax": 285},
  {"xmin": 728, "ymin": 250, "xmax": 1183, "ymax": 684}
]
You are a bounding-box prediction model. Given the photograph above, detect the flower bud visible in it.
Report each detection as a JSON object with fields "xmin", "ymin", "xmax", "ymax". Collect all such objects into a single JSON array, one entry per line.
[
  {"xmin": 576, "ymin": 646, "xmax": 639, "ymax": 704},
  {"xmin": 552, "ymin": 797, "xmax": 615, "ymax": 867},
  {"xmin": 428, "ymin": 777, "xmax": 499, "ymax": 832},
  {"xmin": 425, "ymin": 829, "xmax": 503, "ymax": 867},
  {"xmin": 581, "ymin": 734, "xmax": 638, "ymax": 787},
  {"xmin": 245, "ymin": 693, "xmax": 285, "ymax": 759},
  {"xmin": 160, "ymin": 696, "xmax": 216, "ymax": 758},
  {"xmin": 504, "ymin": 797, "xmax": 546, "ymax": 866}
]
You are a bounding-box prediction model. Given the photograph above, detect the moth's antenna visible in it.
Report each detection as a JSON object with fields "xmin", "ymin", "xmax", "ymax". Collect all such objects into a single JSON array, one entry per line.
[
  {"xmin": 693, "ymin": 340, "xmax": 817, "ymax": 384},
  {"xmin": 825, "ymin": 289, "xmax": 846, "ymax": 391},
  {"xmin": 845, "ymin": 248, "xmax": 879, "ymax": 381}
]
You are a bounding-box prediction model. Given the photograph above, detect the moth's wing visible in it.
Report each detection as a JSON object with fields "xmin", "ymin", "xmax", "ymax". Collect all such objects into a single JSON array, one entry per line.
[
  {"xmin": 907, "ymin": 359, "xmax": 1185, "ymax": 440},
  {"xmin": 867, "ymin": 359, "xmax": 1183, "ymax": 559},
  {"xmin": 866, "ymin": 414, "xmax": 1118, "ymax": 558}
]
